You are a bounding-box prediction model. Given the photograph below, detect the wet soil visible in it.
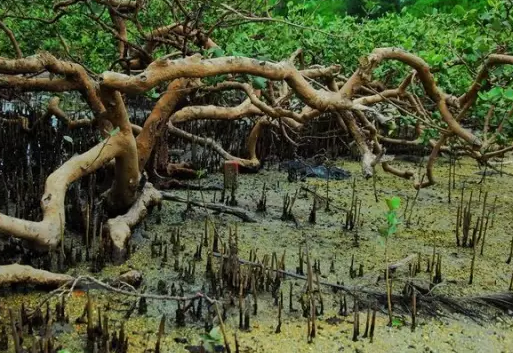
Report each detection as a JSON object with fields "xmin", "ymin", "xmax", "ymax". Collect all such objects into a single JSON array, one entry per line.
[{"xmin": 1, "ymin": 156, "xmax": 513, "ymax": 352}]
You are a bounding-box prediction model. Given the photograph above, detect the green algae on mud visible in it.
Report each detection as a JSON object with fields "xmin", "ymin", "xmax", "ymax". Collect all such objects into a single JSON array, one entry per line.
[{"xmin": 1, "ymin": 156, "xmax": 513, "ymax": 352}]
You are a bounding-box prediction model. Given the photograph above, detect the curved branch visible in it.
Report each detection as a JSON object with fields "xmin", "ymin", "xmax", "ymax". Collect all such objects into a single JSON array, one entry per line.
[
  {"xmin": 0, "ymin": 134, "xmax": 124, "ymax": 248},
  {"xmin": 0, "ymin": 264, "xmax": 73, "ymax": 287},
  {"xmin": 459, "ymin": 54, "xmax": 513, "ymax": 107},
  {"xmin": 0, "ymin": 75, "xmax": 82, "ymax": 91},
  {"xmin": 101, "ymin": 55, "xmax": 347, "ymax": 112},
  {"xmin": 414, "ymin": 135, "xmax": 448, "ymax": 189},
  {"xmin": 382, "ymin": 162, "xmax": 414, "ymax": 180},
  {"xmin": 201, "ymin": 81, "xmax": 319, "ymax": 123},
  {"xmin": 168, "ymin": 118, "xmax": 270, "ymax": 169},
  {"xmin": 46, "ymin": 96, "xmax": 94, "ymax": 128},
  {"xmin": 362, "ymin": 48, "xmax": 481, "ymax": 148},
  {"xmin": 0, "ymin": 89, "xmax": 139, "ymax": 247},
  {"xmin": 136, "ymin": 78, "xmax": 192, "ymax": 171},
  {"xmin": 0, "ymin": 20, "xmax": 22, "ymax": 58},
  {"xmin": 0, "ymin": 53, "xmax": 104, "ymax": 114},
  {"xmin": 337, "ymin": 111, "xmax": 375, "ymax": 178},
  {"xmin": 172, "ymin": 98, "xmax": 262, "ymax": 123}
]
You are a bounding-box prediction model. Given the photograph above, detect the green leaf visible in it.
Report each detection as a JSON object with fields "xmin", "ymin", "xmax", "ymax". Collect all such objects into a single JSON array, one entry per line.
[
  {"xmin": 212, "ymin": 47, "xmax": 225, "ymax": 58},
  {"xmin": 452, "ymin": 5, "xmax": 466, "ymax": 17},
  {"xmin": 200, "ymin": 333, "xmax": 213, "ymax": 341},
  {"xmin": 251, "ymin": 76, "xmax": 267, "ymax": 90},
  {"xmin": 488, "ymin": 86, "xmax": 502, "ymax": 99},
  {"xmin": 478, "ymin": 91, "xmax": 489, "ymax": 101},
  {"xmin": 391, "ymin": 318, "xmax": 404, "ymax": 327},
  {"xmin": 209, "ymin": 326, "xmax": 223, "ymax": 342},
  {"xmin": 386, "ymin": 196, "xmax": 401, "ymax": 211},
  {"xmin": 207, "ymin": 47, "xmax": 225, "ymax": 58},
  {"xmin": 109, "ymin": 127, "xmax": 120, "ymax": 137},
  {"xmin": 491, "ymin": 19, "xmax": 502, "ymax": 32},
  {"xmin": 57, "ymin": 350, "xmax": 72, "ymax": 353},
  {"xmin": 200, "ymin": 334, "xmax": 212, "ymax": 341},
  {"xmin": 504, "ymin": 88, "xmax": 513, "ymax": 101},
  {"xmin": 63, "ymin": 135, "xmax": 73, "ymax": 144}
]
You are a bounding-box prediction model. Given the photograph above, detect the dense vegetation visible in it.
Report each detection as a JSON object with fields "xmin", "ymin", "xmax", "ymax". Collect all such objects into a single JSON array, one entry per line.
[{"xmin": 2, "ymin": 0, "xmax": 512, "ymax": 143}]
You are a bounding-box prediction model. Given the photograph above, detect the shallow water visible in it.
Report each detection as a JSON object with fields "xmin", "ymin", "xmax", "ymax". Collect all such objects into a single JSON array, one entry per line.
[{"xmin": 1, "ymin": 156, "xmax": 513, "ymax": 352}]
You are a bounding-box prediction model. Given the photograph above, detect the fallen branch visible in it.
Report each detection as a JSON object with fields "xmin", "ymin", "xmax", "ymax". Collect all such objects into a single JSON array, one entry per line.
[
  {"xmin": 67, "ymin": 274, "xmax": 212, "ymax": 302},
  {"xmin": 160, "ymin": 192, "xmax": 258, "ymax": 222}
]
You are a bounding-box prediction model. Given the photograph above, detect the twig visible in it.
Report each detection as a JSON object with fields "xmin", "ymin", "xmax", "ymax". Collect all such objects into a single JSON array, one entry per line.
[
  {"xmin": 220, "ymin": 3, "xmax": 343, "ymax": 38},
  {"xmin": 161, "ymin": 192, "xmax": 258, "ymax": 222}
]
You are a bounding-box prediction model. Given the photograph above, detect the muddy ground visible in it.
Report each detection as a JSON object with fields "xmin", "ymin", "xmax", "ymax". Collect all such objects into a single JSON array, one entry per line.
[{"xmin": 1, "ymin": 155, "xmax": 513, "ymax": 352}]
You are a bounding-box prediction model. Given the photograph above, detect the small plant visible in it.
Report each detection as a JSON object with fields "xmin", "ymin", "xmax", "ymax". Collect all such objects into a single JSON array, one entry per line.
[
  {"xmin": 200, "ymin": 326, "xmax": 223, "ymax": 353},
  {"xmin": 378, "ymin": 195, "xmax": 401, "ymax": 327},
  {"xmin": 196, "ymin": 169, "xmax": 207, "ymax": 179}
]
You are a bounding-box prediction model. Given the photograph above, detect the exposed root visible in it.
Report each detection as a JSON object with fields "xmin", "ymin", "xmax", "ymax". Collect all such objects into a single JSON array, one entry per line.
[
  {"xmin": 105, "ymin": 182, "xmax": 162, "ymax": 264},
  {"xmin": 382, "ymin": 162, "xmax": 414, "ymax": 180},
  {"xmin": 0, "ymin": 133, "xmax": 126, "ymax": 248},
  {"xmin": 0, "ymin": 264, "xmax": 73, "ymax": 287}
]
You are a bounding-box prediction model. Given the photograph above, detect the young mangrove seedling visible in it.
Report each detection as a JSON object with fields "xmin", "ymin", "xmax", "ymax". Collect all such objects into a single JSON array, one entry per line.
[
  {"xmin": 378, "ymin": 195, "xmax": 401, "ymax": 327},
  {"xmin": 200, "ymin": 326, "xmax": 223, "ymax": 353}
]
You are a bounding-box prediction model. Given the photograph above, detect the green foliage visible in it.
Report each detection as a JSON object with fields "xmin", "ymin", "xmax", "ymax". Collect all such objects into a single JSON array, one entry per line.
[
  {"xmin": 217, "ymin": 1, "xmax": 504, "ymax": 94},
  {"xmin": 196, "ymin": 169, "xmax": 207, "ymax": 179},
  {"xmin": 200, "ymin": 326, "xmax": 223, "ymax": 353},
  {"xmin": 216, "ymin": 0, "xmax": 513, "ymax": 145},
  {"xmin": 3, "ymin": 0, "xmax": 513, "ymax": 145},
  {"xmin": 251, "ymin": 76, "xmax": 268, "ymax": 90},
  {"xmin": 391, "ymin": 317, "xmax": 405, "ymax": 327},
  {"xmin": 379, "ymin": 196, "xmax": 401, "ymax": 238},
  {"xmin": 403, "ymin": 0, "xmax": 487, "ymax": 16},
  {"xmin": 206, "ymin": 47, "xmax": 226, "ymax": 58},
  {"xmin": 420, "ymin": 128, "xmax": 439, "ymax": 146}
]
